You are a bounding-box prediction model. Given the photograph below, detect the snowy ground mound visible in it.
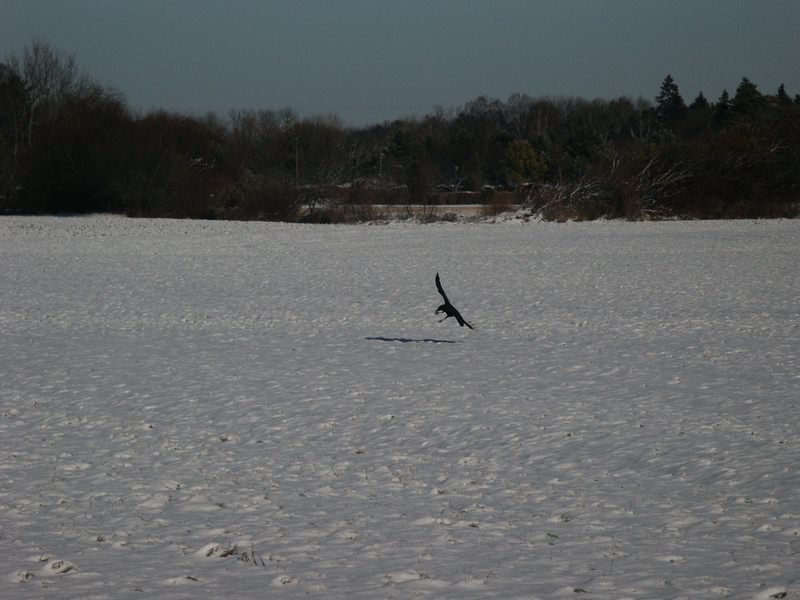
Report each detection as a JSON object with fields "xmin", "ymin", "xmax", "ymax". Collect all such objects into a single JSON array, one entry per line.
[{"xmin": 1, "ymin": 216, "xmax": 798, "ymax": 599}]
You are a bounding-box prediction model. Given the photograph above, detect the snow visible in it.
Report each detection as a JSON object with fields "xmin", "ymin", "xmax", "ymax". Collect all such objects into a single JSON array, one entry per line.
[{"xmin": 1, "ymin": 215, "xmax": 798, "ymax": 599}]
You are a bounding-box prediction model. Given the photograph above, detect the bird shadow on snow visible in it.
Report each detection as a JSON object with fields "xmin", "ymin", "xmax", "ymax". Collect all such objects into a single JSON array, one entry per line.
[{"xmin": 366, "ymin": 336, "xmax": 460, "ymax": 344}]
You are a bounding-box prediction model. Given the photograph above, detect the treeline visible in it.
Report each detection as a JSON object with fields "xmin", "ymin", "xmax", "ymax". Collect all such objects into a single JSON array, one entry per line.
[{"xmin": 2, "ymin": 42, "xmax": 799, "ymax": 221}]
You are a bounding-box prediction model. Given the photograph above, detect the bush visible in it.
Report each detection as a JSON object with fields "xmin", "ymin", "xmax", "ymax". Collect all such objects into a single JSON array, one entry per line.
[{"xmin": 217, "ymin": 173, "xmax": 302, "ymax": 221}]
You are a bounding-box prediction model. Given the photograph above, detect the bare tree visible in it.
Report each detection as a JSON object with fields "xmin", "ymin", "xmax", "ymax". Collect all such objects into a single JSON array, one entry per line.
[
  {"xmin": 0, "ymin": 64, "xmax": 27, "ymax": 205},
  {"xmin": 7, "ymin": 41, "xmax": 90, "ymax": 153}
]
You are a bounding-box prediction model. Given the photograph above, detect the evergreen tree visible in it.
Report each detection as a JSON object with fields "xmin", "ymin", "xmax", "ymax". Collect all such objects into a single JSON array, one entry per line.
[
  {"xmin": 776, "ymin": 83, "xmax": 792, "ymax": 105},
  {"xmin": 689, "ymin": 92, "xmax": 709, "ymax": 111},
  {"xmin": 714, "ymin": 89, "xmax": 731, "ymax": 125},
  {"xmin": 505, "ymin": 138, "xmax": 545, "ymax": 185},
  {"xmin": 685, "ymin": 92, "xmax": 712, "ymax": 139},
  {"xmin": 655, "ymin": 74, "xmax": 686, "ymax": 123},
  {"xmin": 732, "ymin": 77, "xmax": 763, "ymax": 116}
]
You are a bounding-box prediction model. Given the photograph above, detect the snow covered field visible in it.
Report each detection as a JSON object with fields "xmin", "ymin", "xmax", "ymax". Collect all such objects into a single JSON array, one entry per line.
[{"xmin": 1, "ymin": 216, "xmax": 798, "ymax": 599}]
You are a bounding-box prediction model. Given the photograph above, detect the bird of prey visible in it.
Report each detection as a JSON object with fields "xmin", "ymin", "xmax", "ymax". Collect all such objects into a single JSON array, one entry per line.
[{"xmin": 435, "ymin": 272, "xmax": 474, "ymax": 329}]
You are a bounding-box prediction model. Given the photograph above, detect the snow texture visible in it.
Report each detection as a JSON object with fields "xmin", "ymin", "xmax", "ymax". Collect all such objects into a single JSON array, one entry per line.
[{"xmin": 1, "ymin": 216, "xmax": 798, "ymax": 599}]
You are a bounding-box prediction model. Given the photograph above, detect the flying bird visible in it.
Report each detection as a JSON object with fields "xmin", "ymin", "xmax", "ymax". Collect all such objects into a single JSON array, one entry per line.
[{"xmin": 435, "ymin": 272, "xmax": 474, "ymax": 329}]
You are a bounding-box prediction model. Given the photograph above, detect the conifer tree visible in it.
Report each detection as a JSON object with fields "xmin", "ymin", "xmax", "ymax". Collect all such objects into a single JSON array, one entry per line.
[
  {"xmin": 714, "ymin": 89, "xmax": 731, "ymax": 125},
  {"xmin": 776, "ymin": 83, "xmax": 792, "ymax": 105},
  {"xmin": 732, "ymin": 77, "xmax": 763, "ymax": 116},
  {"xmin": 655, "ymin": 74, "xmax": 686, "ymax": 123},
  {"xmin": 689, "ymin": 92, "xmax": 709, "ymax": 111}
]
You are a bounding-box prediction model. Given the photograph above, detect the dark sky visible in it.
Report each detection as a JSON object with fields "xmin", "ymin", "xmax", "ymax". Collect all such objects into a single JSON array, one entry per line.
[{"xmin": 3, "ymin": 0, "xmax": 799, "ymax": 125}]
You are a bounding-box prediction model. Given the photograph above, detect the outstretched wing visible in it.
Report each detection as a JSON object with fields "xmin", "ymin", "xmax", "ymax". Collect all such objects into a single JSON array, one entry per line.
[{"xmin": 435, "ymin": 272, "xmax": 450, "ymax": 304}]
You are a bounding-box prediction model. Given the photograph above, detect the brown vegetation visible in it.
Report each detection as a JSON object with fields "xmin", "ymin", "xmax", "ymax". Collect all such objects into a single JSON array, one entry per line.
[{"xmin": 2, "ymin": 42, "xmax": 799, "ymax": 221}]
